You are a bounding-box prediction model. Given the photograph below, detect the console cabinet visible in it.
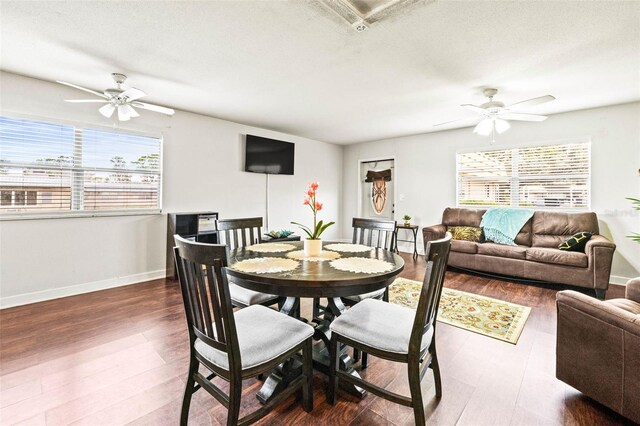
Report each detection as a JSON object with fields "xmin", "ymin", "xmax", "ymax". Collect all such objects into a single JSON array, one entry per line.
[{"xmin": 166, "ymin": 211, "xmax": 218, "ymax": 279}]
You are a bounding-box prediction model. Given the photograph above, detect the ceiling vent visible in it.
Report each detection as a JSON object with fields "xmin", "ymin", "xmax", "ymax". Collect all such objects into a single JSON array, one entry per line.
[{"xmin": 318, "ymin": 0, "xmax": 430, "ymax": 31}]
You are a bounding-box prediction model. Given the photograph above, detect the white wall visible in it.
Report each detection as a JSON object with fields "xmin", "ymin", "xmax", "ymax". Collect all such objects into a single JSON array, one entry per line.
[
  {"xmin": 342, "ymin": 102, "xmax": 640, "ymax": 284},
  {"xmin": 0, "ymin": 72, "xmax": 343, "ymax": 307}
]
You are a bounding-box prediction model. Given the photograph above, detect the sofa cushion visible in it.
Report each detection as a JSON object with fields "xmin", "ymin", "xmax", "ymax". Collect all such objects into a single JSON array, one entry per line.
[
  {"xmin": 477, "ymin": 243, "xmax": 527, "ymax": 260},
  {"xmin": 450, "ymin": 239, "xmax": 478, "ymax": 254},
  {"xmin": 526, "ymin": 247, "xmax": 588, "ymax": 268},
  {"xmin": 442, "ymin": 207, "xmax": 485, "ymax": 227},
  {"xmin": 606, "ymin": 299, "xmax": 640, "ymax": 315},
  {"xmin": 532, "ymin": 211, "xmax": 599, "ymax": 248}
]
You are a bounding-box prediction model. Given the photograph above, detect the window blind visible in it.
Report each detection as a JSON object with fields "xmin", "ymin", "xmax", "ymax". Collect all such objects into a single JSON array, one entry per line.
[
  {"xmin": 457, "ymin": 142, "xmax": 590, "ymax": 210},
  {"xmin": 0, "ymin": 116, "xmax": 162, "ymax": 216}
]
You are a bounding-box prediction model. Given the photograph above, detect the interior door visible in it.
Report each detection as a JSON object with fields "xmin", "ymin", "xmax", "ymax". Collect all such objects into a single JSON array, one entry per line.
[{"xmin": 360, "ymin": 159, "xmax": 394, "ymax": 220}]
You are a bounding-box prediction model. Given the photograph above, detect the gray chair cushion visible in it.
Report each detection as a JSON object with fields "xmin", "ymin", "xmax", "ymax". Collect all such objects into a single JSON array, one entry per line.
[
  {"xmin": 343, "ymin": 287, "xmax": 386, "ymax": 302},
  {"xmin": 330, "ymin": 298, "xmax": 433, "ymax": 354},
  {"xmin": 229, "ymin": 283, "xmax": 279, "ymax": 306},
  {"xmin": 194, "ymin": 305, "xmax": 314, "ymax": 370}
]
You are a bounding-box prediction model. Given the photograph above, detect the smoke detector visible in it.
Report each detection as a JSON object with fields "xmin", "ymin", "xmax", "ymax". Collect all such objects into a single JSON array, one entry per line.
[{"xmin": 352, "ymin": 21, "xmax": 369, "ymax": 32}]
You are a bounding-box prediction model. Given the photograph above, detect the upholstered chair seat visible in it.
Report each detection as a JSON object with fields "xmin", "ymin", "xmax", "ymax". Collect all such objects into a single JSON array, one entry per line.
[
  {"xmin": 342, "ymin": 288, "xmax": 386, "ymax": 303},
  {"xmin": 228, "ymin": 283, "xmax": 279, "ymax": 307},
  {"xmin": 330, "ymin": 299, "xmax": 433, "ymax": 354},
  {"xmin": 194, "ymin": 305, "xmax": 313, "ymax": 370}
]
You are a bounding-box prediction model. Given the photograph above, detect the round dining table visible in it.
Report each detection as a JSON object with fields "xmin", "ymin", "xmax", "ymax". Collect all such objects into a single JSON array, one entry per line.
[{"xmin": 225, "ymin": 240, "xmax": 405, "ymax": 404}]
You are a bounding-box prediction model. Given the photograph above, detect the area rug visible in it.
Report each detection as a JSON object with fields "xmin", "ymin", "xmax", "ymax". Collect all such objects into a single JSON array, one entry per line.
[{"xmin": 388, "ymin": 278, "xmax": 531, "ymax": 344}]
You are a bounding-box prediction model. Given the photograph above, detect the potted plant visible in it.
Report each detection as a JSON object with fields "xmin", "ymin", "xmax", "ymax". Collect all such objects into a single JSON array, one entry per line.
[
  {"xmin": 292, "ymin": 182, "xmax": 335, "ymax": 256},
  {"xmin": 402, "ymin": 214, "xmax": 412, "ymax": 226}
]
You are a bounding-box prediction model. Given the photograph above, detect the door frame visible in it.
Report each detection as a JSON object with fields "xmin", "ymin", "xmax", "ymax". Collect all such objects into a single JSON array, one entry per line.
[{"xmin": 356, "ymin": 156, "xmax": 396, "ymax": 219}]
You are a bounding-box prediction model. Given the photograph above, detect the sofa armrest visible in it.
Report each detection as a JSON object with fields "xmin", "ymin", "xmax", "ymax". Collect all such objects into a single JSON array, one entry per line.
[
  {"xmin": 627, "ymin": 277, "xmax": 640, "ymax": 303},
  {"xmin": 585, "ymin": 235, "xmax": 616, "ymax": 290},
  {"xmin": 556, "ymin": 290, "xmax": 640, "ymax": 421},
  {"xmin": 422, "ymin": 224, "xmax": 446, "ymax": 244}
]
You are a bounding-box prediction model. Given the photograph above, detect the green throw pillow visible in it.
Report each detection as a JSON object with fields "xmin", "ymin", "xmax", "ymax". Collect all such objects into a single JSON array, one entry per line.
[
  {"xmin": 558, "ymin": 232, "xmax": 592, "ymax": 252},
  {"xmin": 448, "ymin": 226, "xmax": 484, "ymax": 243}
]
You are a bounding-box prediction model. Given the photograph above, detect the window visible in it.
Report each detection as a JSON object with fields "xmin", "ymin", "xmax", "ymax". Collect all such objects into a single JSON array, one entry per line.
[
  {"xmin": 0, "ymin": 116, "xmax": 162, "ymax": 217},
  {"xmin": 457, "ymin": 142, "xmax": 590, "ymax": 210}
]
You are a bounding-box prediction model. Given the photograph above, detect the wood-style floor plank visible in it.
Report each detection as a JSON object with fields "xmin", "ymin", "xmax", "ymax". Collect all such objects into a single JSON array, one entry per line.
[{"xmin": 0, "ymin": 254, "xmax": 632, "ymax": 426}]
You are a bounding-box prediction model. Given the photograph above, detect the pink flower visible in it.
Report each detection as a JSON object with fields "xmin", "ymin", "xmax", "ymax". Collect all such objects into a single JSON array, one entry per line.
[
  {"xmin": 315, "ymin": 202, "xmax": 323, "ymax": 211},
  {"xmin": 303, "ymin": 197, "xmax": 310, "ymax": 205},
  {"xmin": 309, "ymin": 181, "xmax": 319, "ymax": 191},
  {"xmin": 307, "ymin": 189, "xmax": 315, "ymax": 197}
]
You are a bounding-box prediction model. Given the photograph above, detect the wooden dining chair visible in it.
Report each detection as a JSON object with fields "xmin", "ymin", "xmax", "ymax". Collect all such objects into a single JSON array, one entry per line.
[
  {"xmin": 216, "ymin": 217, "xmax": 281, "ymax": 309},
  {"xmin": 312, "ymin": 218, "xmax": 396, "ymax": 320},
  {"xmin": 173, "ymin": 235, "xmax": 314, "ymax": 426},
  {"xmin": 327, "ymin": 234, "xmax": 451, "ymax": 426}
]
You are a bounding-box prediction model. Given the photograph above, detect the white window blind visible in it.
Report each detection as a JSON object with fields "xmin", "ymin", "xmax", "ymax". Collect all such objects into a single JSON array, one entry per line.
[
  {"xmin": 0, "ymin": 115, "xmax": 161, "ymax": 216},
  {"xmin": 457, "ymin": 142, "xmax": 590, "ymax": 210}
]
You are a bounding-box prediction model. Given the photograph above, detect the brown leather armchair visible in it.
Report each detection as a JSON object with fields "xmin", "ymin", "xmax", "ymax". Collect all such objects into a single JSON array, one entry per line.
[{"xmin": 556, "ymin": 278, "xmax": 640, "ymax": 423}]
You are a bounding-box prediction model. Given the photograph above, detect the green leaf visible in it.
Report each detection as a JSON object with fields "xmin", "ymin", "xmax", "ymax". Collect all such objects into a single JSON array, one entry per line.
[
  {"xmin": 316, "ymin": 221, "xmax": 335, "ymax": 238},
  {"xmin": 291, "ymin": 221, "xmax": 313, "ymax": 239},
  {"xmin": 313, "ymin": 220, "xmax": 324, "ymax": 239}
]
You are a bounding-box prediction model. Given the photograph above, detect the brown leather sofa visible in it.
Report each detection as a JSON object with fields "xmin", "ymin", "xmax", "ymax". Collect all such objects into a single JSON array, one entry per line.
[
  {"xmin": 556, "ymin": 279, "xmax": 640, "ymax": 423},
  {"xmin": 423, "ymin": 208, "xmax": 616, "ymax": 298}
]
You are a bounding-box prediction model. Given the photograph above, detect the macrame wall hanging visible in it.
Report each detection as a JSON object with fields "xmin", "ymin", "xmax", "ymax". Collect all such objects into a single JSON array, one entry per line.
[{"xmin": 365, "ymin": 169, "xmax": 391, "ymax": 215}]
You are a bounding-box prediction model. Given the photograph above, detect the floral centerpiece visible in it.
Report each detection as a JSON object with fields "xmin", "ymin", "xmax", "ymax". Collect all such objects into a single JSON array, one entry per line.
[{"xmin": 291, "ymin": 181, "xmax": 335, "ymax": 256}]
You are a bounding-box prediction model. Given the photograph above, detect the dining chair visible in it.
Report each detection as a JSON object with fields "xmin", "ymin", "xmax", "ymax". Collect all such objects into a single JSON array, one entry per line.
[
  {"xmin": 312, "ymin": 217, "xmax": 396, "ymax": 319},
  {"xmin": 173, "ymin": 235, "xmax": 314, "ymax": 426},
  {"xmin": 216, "ymin": 217, "xmax": 281, "ymax": 309},
  {"xmin": 327, "ymin": 233, "xmax": 451, "ymax": 426}
]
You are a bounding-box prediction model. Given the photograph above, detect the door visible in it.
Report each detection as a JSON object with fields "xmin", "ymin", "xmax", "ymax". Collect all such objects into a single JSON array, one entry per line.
[{"xmin": 359, "ymin": 159, "xmax": 394, "ymax": 220}]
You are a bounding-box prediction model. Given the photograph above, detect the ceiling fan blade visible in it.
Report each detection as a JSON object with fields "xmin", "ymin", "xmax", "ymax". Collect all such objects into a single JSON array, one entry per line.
[
  {"xmin": 461, "ymin": 104, "xmax": 488, "ymax": 115},
  {"xmin": 65, "ymin": 99, "xmax": 109, "ymax": 103},
  {"xmin": 473, "ymin": 118, "xmax": 494, "ymax": 136},
  {"xmin": 57, "ymin": 81, "xmax": 108, "ymax": 99},
  {"xmin": 120, "ymin": 87, "xmax": 146, "ymax": 101},
  {"xmin": 131, "ymin": 101, "xmax": 175, "ymax": 116},
  {"xmin": 99, "ymin": 103, "xmax": 116, "ymax": 118},
  {"xmin": 500, "ymin": 112, "xmax": 548, "ymax": 122},
  {"xmin": 121, "ymin": 104, "xmax": 140, "ymax": 118},
  {"xmin": 507, "ymin": 95, "xmax": 555, "ymax": 109}
]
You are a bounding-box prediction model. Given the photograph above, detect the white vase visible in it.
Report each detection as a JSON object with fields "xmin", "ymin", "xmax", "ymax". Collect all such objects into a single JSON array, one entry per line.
[{"xmin": 304, "ymin": 239, "xmax": 322, "ymax": 257}]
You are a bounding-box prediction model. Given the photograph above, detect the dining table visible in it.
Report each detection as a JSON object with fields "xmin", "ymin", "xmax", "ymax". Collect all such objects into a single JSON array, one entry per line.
[{"xmin": 225, "ymin": 240, "xmax": 405, "ymax": 404}]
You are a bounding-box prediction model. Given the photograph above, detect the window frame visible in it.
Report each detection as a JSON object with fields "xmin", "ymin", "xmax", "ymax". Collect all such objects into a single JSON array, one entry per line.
[
  {"xmin": 455, "ymin": 139, "xmax": 592, "ymax": 211},
  {"xmin": 0, "ymin": 113, "xmax": 164, "ymax": 221}
]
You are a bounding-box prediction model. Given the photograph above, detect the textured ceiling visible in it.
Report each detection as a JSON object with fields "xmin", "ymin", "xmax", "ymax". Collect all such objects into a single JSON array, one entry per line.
[{"xmin": 1, "ymin": 1, "xmax": 639, "ymax": 144}]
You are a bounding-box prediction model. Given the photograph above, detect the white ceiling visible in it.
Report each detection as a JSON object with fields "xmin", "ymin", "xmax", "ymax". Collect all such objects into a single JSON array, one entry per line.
[{"xmin": 1, "ymin": 1, "xmax": 639, "ymax": 144}]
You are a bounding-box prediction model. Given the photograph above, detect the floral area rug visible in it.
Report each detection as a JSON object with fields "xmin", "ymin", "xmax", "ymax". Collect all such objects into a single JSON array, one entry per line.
[{"xmin": 389, "ymin": 278, "xmax": 531, "ymax": 344}]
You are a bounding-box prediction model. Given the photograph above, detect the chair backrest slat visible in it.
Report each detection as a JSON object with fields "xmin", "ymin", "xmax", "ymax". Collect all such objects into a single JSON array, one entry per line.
[
  {"xmin": 216, "ymin": 217, "xmax": 263, "ymax": 250},
  {"xmin": 409, "ymin": 233, "xmax": 452, "ymax": 358},
  {"xmin": 173, "ymin": 236, "xmax": 241, "ymax": 373},
  {"xmin": 351, "ymin": 217, "xmax": 396, "ymax": 250}
]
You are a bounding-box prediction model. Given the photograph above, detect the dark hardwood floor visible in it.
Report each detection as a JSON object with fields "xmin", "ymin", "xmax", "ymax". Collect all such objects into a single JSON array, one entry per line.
[{"xmin": 0, "ymin": 253, "xmax": 634, "ymax": 425}]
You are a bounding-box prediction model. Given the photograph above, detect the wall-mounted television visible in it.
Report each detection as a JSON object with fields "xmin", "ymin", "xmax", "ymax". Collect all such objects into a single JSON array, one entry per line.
[{"xmin": 244, "ymin": 134, "xmax": 295, "ymax": 175}]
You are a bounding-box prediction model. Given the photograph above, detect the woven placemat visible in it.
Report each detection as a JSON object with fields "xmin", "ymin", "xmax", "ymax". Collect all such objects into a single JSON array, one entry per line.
[
  {"xmin": 324, "ymin": 243, "xmax": 373, "ymax": 253},
  {"xmin": 245, "ymin": 243, "xmax": 296, "ymax": 253},
  {"xmin": 230, "ymin": 258, "xmax": 299, "ymax": 274},
  {"xmin": 286, "ymin": 250, "xmax": 341, "ymax": 262},
  {"xmin": 329, "ymin": 257, "xmax": 394, "ymax": 274}
]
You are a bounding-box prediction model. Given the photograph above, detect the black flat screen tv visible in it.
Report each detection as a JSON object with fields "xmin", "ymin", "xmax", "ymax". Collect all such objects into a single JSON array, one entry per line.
[{"xmin": 244, "ymin": 135, "xmax": 295, "ymax": 175}]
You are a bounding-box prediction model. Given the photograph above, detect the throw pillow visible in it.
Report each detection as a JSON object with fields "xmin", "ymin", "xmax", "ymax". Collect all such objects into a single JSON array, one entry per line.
[
  {"xmin": 558, "ymin": 232, "xmax": 592, "ymax": 252},
  {"xmin": 448, "ymin": 226, "xmax": 485, "ymax": 243}
]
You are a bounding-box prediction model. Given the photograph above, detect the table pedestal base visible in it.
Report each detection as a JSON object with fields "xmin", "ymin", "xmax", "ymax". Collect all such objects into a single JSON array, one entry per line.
[{"xmin": 255, "ymin": 297, "xmax": 365, "ymax": 405}]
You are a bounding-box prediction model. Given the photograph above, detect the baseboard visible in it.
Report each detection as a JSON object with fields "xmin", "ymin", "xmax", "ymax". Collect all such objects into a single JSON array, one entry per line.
[
  {"xmin": 0, "ymin": 269, "xmax": 167, "ymax": 309},
  {"xmin": 610, "ymin": 275, "xmax": 631, "ymax": 286}
]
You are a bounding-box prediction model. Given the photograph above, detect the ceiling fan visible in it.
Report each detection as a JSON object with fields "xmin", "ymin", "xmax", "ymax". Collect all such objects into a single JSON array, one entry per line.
[
  {"xmin": 57, "ymin": 73, "xmax": 175, "ymax": 121},
  {"xmin": 435, "ymin": 88, "xmax": 555, "ymax": 141}
]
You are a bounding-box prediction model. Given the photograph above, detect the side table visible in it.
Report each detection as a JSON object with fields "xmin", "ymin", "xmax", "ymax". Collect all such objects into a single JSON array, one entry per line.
[{"xmin": 394, "ymin": 224, "xmax": 419, "ymax": 258}]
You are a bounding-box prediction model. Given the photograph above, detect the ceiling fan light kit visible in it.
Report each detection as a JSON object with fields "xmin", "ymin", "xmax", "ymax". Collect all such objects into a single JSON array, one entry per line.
[
  {"xmin": 435, "ymin": 88, "xmax": 555, "ymax": 143},
  {"xmin": 58, "ymin": 73, "xmax": 175, "ymax": 122}
]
